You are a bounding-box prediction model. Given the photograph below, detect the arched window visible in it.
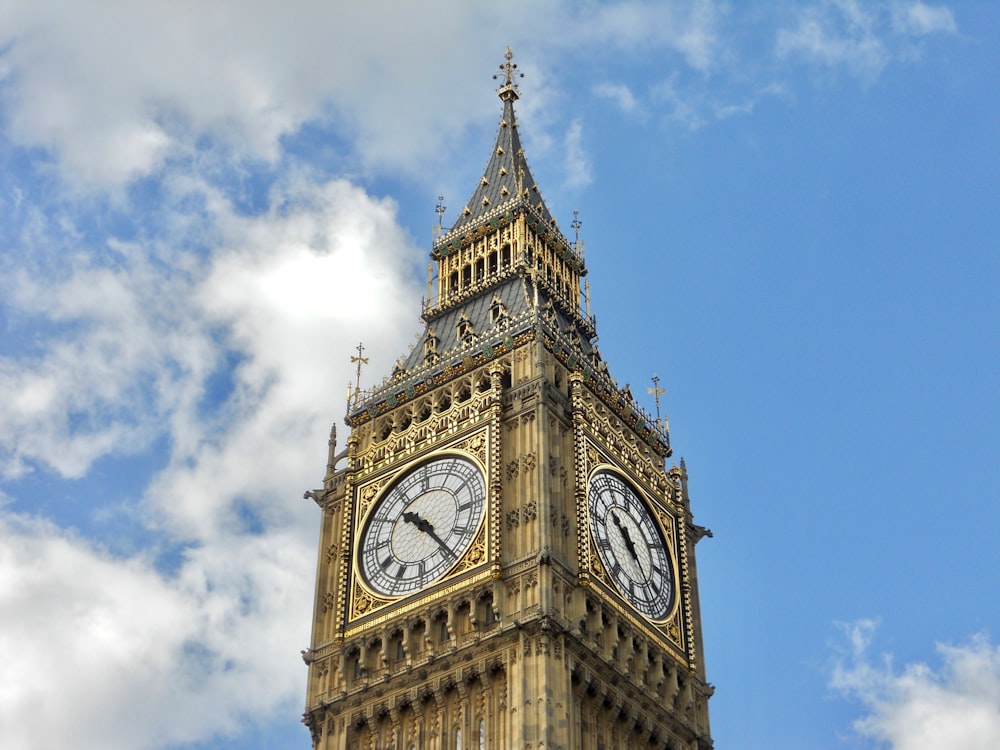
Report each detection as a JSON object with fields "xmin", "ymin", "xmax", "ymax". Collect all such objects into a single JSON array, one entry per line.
[
  {"xmin": 479, "ymin": 719, "xmax": 485, "ymax": 749},
  {"xmin": 455, "ymin": 727, "xmax": 462, "ymax": 749},
  {"xmin": 439, "ymin": 616, "xmax": 449, "ymax": 643}
]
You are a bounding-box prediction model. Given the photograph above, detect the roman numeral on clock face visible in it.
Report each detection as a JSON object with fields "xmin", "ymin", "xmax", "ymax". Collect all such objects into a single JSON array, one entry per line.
[
  {"xmin": 359, "ymin": 454, "xmax": 487, "ymax": 597},
  {"xmin": 588, "ymin": 469, "xmax": 675, "ymax": 622}
]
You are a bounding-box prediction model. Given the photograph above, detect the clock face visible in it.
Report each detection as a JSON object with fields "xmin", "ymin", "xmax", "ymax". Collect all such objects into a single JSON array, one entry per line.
[
  {"xmin": 588, "ymin": 470, "xmax": 674, "ymax": 621},
  {"xmin": 359, "ymin": 455, "xmax": 486, "ymax": 597}
]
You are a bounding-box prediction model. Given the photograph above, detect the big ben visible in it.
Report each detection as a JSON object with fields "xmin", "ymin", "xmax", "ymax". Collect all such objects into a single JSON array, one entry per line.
[{"xmin": 303, "ymin": 49, "xmax": 713, "ymax": 750}]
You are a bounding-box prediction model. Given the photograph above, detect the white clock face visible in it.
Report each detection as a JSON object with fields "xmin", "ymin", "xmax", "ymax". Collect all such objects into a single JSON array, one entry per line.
[
  {"xmin": 359, "ymin": 455, "xmax": 486, "ymax": 597},
  {"xmin": 588, "ymin": 470, "xmax": 674, "ymax": 621}
]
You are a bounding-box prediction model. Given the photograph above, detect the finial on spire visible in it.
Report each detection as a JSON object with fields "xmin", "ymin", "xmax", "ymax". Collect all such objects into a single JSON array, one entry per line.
[
  {"xmin": 571, "ymin": 209, "xmax": 582, "ymax": 250},
  {"xmin": 494, "ymin": 46, "xmax": 523, "ymax": 101}
]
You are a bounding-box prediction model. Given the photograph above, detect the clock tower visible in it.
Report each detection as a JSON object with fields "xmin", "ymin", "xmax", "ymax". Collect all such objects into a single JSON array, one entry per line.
[{"xmin": 303, "ymin": 49, "xmax": 714, "ymax": 750}]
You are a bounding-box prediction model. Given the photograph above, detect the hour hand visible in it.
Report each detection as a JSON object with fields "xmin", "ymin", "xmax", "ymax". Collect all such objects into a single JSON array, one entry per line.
[
  {"xmin": 402, "ymin": 511, "xmax": 456, "ymax": 558},
  {"xmin": 402, "ymin": 510, "xmax": 433, "ymax": 534}
]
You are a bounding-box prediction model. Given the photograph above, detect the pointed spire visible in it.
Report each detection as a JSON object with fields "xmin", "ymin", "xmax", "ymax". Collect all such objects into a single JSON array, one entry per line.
[{"xmin": 438, "ymin": 48, "xmax": 556, "ymax": 242}]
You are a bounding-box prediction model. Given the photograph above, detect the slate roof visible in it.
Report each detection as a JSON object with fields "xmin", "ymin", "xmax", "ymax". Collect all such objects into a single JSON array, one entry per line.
[
  {"xmin": 400, "ymin": 275, "xmax": 534, "ymax": 372},
  {"xmin": 437, "ymin": 85, "xmax": 556, "ymax": 244},
  {"xmin": 359, "ymin": 277, "xmax": 601, "ymax": 409}
]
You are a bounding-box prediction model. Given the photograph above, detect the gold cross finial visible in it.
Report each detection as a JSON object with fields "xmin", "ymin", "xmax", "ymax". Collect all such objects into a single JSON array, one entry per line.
[
  {"xmin": 648, "ymin": 374, "xmax": 666, "ymax": 426},
  {"xmin": 502, "ymin": 47, "xmax": 515, "ymax": 86},
  {"xmin": 351, "ymin": 342, "xmax": 369, "ymax": 395},
  {"xmin": 494, "ymin": 47, "xmax": 523, "ymax": 100},
  {"xmin": 435, "ymin": 194, "xmax": 446, "ymax": 231}
]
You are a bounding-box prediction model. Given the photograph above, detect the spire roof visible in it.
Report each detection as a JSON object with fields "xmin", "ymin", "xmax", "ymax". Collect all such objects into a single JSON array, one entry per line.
[{"xmin": 437, "ymin": 49, "xmax": 556, "ymax": 244}]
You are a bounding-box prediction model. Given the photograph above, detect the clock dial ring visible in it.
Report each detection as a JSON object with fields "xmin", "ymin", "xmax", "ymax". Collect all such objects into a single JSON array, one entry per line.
[
  {"xmin": 588, "ymin": 469, "xmax": 675, "ymax": 621},
  {"xmin": 358, "ymin": 454, "xmax": 486, "ymax": 597}
]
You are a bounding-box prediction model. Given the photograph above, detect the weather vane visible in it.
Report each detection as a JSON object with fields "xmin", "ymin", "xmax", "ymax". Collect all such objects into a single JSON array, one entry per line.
[{"xmin": 571, "ymin": 209, "xmax": 582, "ymax": 251}]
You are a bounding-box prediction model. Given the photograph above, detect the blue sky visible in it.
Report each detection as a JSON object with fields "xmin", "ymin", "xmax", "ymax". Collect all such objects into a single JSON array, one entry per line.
[{"xmin": 1, "ymin": 2, "xmax": 998, "ymax": 749}]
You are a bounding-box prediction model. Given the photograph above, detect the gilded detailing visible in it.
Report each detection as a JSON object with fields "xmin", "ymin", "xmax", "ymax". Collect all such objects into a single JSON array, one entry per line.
[
  {"xmin": 348, "ymin": 431, "xmax": 492, "ymax": 625},
  {"xmin": 546, "ymin": 333, "xmax": 670, "ymax": 459},
  {"xmin": 344, "ymin": 568, "xmax": 495, "ymax": 640},
  {"xmin": 582, "ymin": 454, "xmax": 686, "ymax": 655},
  {"xmin": 488, "ymin": 364, "xmax": 505, "ymax": 578},
  {"xmin": 570, "ymin": 371, "xmax": 592, "ymax": 590},
  {"xmin": 334, "ymin": 431, "xmax": 360, "ymax": 643},
  {"xmin": 355, "ymin": 371, "xmax": 497, "ymax": 478},
  {"xmin": 431, "ymin": 213, "xmax": 585, "ymax": 324},
  {"xmin": 350, "ymin": 581, "xmax": 393, "ymax": 619},
  {"xmin": 349, "ymin": 331, "xmax": 533, "ymax": 429},
  {"xmin": 349, "ymin": 527, "xmax": 487, "ymax": 632},
  {"xmin": 674, "ymin": 468, "xmax": 700, "ymax": 676}
]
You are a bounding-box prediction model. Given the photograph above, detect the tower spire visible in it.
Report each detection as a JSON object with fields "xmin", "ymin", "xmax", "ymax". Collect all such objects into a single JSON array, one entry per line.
[{"xmin": 441, "ymin": 47, "xmax": 553, "ymax": 241}]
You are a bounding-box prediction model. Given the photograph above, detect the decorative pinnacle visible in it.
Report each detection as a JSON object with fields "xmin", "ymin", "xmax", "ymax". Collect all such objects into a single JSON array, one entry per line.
[
  {"xmin": 571, "ymin": 209, "xmax": 582, "ymax": 249},
  {"xmin": 493, "ymin": 46, "xmax": 523, "ymax": 100}
]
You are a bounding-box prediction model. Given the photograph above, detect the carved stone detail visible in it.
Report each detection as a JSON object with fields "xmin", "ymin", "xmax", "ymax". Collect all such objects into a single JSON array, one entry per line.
[
  {"xmin": 458, "ymin": 433, "xmax": 487, "ymax": 465},
  {"xmin": 506, "ymin": 459, "xmax": 519, "ymax": 479}
]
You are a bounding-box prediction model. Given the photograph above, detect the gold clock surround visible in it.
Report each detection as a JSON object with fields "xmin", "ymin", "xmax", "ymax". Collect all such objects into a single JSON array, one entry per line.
[{"xmin": 347, "ymin": 430, "xmax": 494, "ymax": 627}]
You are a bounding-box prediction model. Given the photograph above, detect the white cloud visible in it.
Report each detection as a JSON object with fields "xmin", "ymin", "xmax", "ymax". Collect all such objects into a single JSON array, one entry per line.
[
  {"xmin": 563, "ymin": 119, "xmax": 592, "ymax": 189},
  {"xmin": 892, "ymin": 2, "xmax": 958, "ymax": 36},
  {"xmin": 0, "ymin": 1, "xmax": 735, "ymax": 192},
  {"xmin": 0, "ymin": 174, "xmax": 422, "ymax": 748},
  {"xmin": 147, "ymin": 177, "xmax": 422, "ymax": 542},
  {"xmin": 0, "ymin": 245, "xmax": 213, "ymax": 479},
  {"xmin": 775, "ymin": 1, "xmax": 960, "ymax": 82},
  {"xmin": 0, "ymin": 509, "xmax": 314, "ymax": 750},
  {"xmin": 832, "ymin": 620, "xmax": 1000, "ymax": 749},
  {"xmin": 776, "ymin": 0, "xmax": 890, "ymax": 81},
  {"xmin": 651, "ymin": 74, "xmax": 709, "ymax": 131},
  {"xmin": 580, "ymin": 0, "xmax": 723, "ymax": 72},
  {"xmin": 0, "ymin": 1, "xmax": 492, "ymax": 187},
  {"xmin": 0, "ymin": 172, "xmax": 420, "ymax": 484},
  {"xmin": 594, "ymin": 83, "xmax": 639, "ymax": 114}
]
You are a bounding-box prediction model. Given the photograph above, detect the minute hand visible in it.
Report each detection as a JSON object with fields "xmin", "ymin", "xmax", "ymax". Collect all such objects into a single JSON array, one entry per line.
[{"xmin": 402, "ymin": 511, "xmax": 456, "ymax": 559}]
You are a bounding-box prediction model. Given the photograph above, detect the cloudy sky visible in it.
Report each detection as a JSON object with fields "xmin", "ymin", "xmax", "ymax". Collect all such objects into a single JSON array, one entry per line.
[{"xmin": 1, "ymin": 2, "xmax": 998, "ymax": 749}]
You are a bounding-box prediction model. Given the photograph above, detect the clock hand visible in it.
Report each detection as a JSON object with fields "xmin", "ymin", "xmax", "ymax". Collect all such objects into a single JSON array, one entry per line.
[
  {"xmin": 611, "ymin": 511, "xmax": 640, "ymax": 562},
  {"xmin": 402, "ymin": 511, "xmax": 456, "ymax": 558}
]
